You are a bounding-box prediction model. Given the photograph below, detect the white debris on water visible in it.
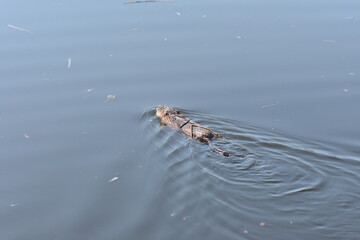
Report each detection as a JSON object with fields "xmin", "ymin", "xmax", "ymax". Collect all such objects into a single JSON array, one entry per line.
[
  {"xmin": 108, "ymin": 177, "xmax": 118, "ymax": 183},
  {"xmin": 182, "ymin": 216, "xmax": 189, "ymax": 221},
  {"xmin": 262, "ymin": 103, "xmax": 277, "ymax": 109},
  {"xmin": 105, "ymin": 95, "xmax": 116, "ymax": 102},
  {"xmin": 7, "ymin": 24, "xmax": 32, "ymax": 33},
  {"xmin": 67, "ymin": 58, "xmax": 72, "ymax": 68},
  {"xmin": 345, "ymin": 16, "xmax": 356, "ymax": 20},
  {"xmin": 322, "ymin": 39, "xmax": 336, "ymax": 43}
]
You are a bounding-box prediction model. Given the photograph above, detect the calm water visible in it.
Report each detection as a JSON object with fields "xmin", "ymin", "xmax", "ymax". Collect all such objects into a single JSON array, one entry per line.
[{"xmin": 1, "ymin": 0, "xmax": 360, "ymax": 239}]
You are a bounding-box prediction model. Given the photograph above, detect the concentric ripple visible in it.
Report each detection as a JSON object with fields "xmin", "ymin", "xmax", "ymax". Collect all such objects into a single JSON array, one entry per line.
[{"xmin": 140, "ymin": 107, "xmax": 360, "ymax": 240}]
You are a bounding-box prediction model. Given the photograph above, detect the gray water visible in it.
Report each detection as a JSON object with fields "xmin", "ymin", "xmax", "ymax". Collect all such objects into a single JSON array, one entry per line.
[{"xmin": 1, "ymin": 0, "xmax": 360, "ymax": 239}]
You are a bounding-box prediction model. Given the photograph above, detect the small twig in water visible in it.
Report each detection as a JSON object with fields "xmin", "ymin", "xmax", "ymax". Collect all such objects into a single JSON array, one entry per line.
[
  {"xmin": 261, "ymin": 103, "xmax": 278, "ymax": 109},
  {"xmin": 7, "ymin": 24, "xmax": 32, "ymax": 33}
]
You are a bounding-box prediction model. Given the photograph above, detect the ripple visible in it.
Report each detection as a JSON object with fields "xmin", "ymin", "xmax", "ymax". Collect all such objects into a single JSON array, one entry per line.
[{"xmin": 140, "ymin": 106, "xmax": 360, "ymax": 240}]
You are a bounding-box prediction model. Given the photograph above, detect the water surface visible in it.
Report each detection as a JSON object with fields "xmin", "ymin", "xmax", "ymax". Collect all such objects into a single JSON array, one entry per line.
[{"xmin": 1, "ymin": 0, "xmax": 360, "ymax": 239}]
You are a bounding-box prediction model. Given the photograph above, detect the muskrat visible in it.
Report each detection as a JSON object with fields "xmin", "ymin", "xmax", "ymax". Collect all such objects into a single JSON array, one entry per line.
[{"xmin": 156, "ymin": 105, "xmax": 229, "ymax": 157}]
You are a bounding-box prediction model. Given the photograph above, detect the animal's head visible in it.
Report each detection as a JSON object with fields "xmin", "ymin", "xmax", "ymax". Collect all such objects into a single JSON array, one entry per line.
[{"xmin": 156, "ymin": 105, "xmax": 181, "ymax": 119}]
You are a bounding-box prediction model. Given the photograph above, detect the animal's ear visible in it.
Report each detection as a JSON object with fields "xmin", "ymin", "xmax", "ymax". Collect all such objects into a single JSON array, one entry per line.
[{"xmin": 160, "ymin": 121, "xmax": 167, "ymax": 126}]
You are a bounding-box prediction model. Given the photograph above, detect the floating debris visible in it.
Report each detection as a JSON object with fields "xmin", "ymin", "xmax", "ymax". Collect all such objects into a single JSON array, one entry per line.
[
  {"xmin": 182, "ymin": 216, "xmax": 189, "ymax": 221},
  {"xmin": 108, "ymin": 177, "xmax": 119, "ymax": 183},
  {"xmin": 86, "ymin": 88, "xmax": 94, "ymax": 93},
  {"xmin": 170, "ymin": 212, "xmax": 177, "ymax": 217},
  {"xmin": 345, "ymin": 16, "xmax": 356, "ymax": 20},
  {"xmin": 67, "ymin": 58, "xmax": 72, "ymax": 69},
  {"xmin": 343, "ymin": 89, "xmax": 349, "ymax": 92},
  {"xmin": 202, "ymin": 14, "xmax": 207, "ymax": 18},
  {"xmin": 176, "ymin": 12, "xmax": 181, "ymax": 16},
  {"xmin": 243, "ymin": 230, "xmax": 249, "ymax": 234},
  {"xmin": 24, "ymin": 134, "xmax": 30, "ymax": 139},
  {"xmin": 105, "ymin": 95, "xmax": 116, "ymax": 102},
  {"xmin": 262, "ymin": 103, "xmax": 277, "ymax": 109},
  {"xmin": 348, "ymin": 72, "xmax": 355, "ymax": 76},
  {"xmin": 7, "ymin": 24, "xmax": 32, "ymax": 33},
  {"xmin": 236, "ymin": 35, "xmax": 242, "ymax": 39},
  {"xmin": 259, "ymin": 222, "xmax": 266, "ymax": 227},
  {"xmin": 322, "ymin": 39, "xmax": 336, "ymax": 43},
  {"xmin": 10, "ymin": 203, "xmax": 19, "ymax": 207},
  {"xmin": 124, "ymin": 0, "xmax": 174, "ymax": 4}
]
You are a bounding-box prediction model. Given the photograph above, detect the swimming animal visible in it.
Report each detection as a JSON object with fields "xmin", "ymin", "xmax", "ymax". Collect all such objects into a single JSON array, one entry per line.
[{"xmin": 156, "ymin": 105, "xmax": 229, "ymax": 156}]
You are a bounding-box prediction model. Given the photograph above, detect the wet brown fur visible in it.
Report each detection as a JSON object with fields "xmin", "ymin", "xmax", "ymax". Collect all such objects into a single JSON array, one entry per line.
[
  {"xmin": 156, "ymin": 105, "xmax": 222, "ymax": 141},
  {"xmin": 156, "ymin": 105, "xmax": 230, "ymax": 156}
]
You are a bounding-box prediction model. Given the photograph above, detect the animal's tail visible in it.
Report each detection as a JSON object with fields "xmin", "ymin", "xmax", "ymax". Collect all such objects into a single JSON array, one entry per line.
[{"xmin": 206, "ymin": 139, "xmax": 230, "ymax": 157}]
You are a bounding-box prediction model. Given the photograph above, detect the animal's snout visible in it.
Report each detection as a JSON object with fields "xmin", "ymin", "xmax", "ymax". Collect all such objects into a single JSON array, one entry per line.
[
  {"xmin": 156, "ymin": 105, "xmax": 177, "ymax": 119},
  {"xmin": 155, "ymin": 105, "xmax": 165, "ymax": 118}
]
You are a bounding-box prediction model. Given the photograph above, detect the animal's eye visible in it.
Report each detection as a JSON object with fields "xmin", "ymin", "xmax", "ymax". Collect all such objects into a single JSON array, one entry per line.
[
  {"xmin": 176, "ymin": 111, "xmax": 180, "ymax": 114},
  {"xmin": 165, "ymin": 112, "xmax": 169, "ymax": 116}
]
